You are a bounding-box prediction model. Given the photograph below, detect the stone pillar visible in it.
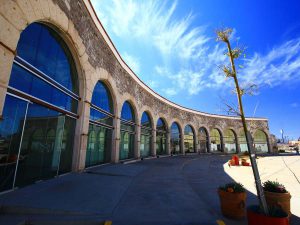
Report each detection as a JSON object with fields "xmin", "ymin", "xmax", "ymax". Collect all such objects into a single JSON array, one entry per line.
[
  {"xmin": 0, "ymin": 44, "xmax": 15, "ymax": 116},
  {"xmin": 180, "ymin": 129, "xmax": 185, "ymax": 154},
  {"xmin": 166, "ymin": 131, "xmax": 171, "ymax": 155},
  {"xmin": 111, "ymin": 117, "xmax": 121, "ymax": 163},
  {"xmin": 194, "ymin": 132, "xmax": 199, "ymax": 153},
  {"xmin": 151, "ymin": 128, "xmax": 156, "ymax": 157},
  {"xmin": 135, "ymin": 122, "xmax": 141, "ymax": 159},
  {"xmin": 236, "ymin": 137, "xmax": 241, "ymax": 153},
  {"xmin": 72, "ymin": 100, "xmax": 90, "ymax": 171}
]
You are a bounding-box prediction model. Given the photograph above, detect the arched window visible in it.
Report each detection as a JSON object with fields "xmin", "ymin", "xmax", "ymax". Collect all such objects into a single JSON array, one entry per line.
[
  {"xmin": 238, "ymin": 130, "xmax": 248, "ymax": 153},
  {"xmin": 170, "ymin": 122, "xmax": 181, "ymax": 154},
  {"xmin": 224, "ymin": 129, "xmax": 237, "ymax": 153},
  {"xmin": 86, "ymin": 81, "xmax": 114, "ymax": 168},
  {"xmin": 156, "ymin": 118, "xmax": 167, "ymax": 155},
  {"xmin": 199, "ymin": 127, "xmax": 209, "ymax": 153},
  {"xmin": 210, "ymin": 129, "xmax": 222, "ymax": 152},
  {"xmin": 184, "ymin": 125, "xmax": 195, "ymax": 153},
  {"xmin": 0, "ymin": 22, "xmax": 79, "ymax": 191},
  {"xmin": 140, "ymin": 112, "xmax": 152, "ymax": 158},
  {"xmin": 254, "ymin": 130, "xmax": 268, "ymax": 153},
  {"xmin": 119, "ymin": 101, "xmax": 135, "ymax": 160}
]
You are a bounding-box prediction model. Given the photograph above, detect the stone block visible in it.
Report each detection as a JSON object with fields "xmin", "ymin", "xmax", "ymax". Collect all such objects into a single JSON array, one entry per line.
[
  {"xmin": 0, "ymin": 45, "xmax": 14, "ymax": 85},
  {"xmin": 0, "ymin": 1, "xmax": 28, "ymax": 31},
  {"xmin": 28, "ymin": 0, "xmax": 44, "ymax": 21},
  {"xmin": 0, "ymin": 14, "xmax": 20, "ymax": 51},
  {"xmin": 16, "ymin": 0, "xmax": 37, "ymax": 24}
]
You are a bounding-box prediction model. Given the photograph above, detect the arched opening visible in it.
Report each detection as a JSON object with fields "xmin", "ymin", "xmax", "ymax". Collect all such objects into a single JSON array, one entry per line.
[
  {"xmin": 210, "ymin": 128, "xmax": 222, "ymax": 152},
  {"xmin": 0, "ymin": 22, "xmax": 79, "ymax": 192},
  {"xmin": 85, "ymin": 81, "xmax": 113, "ymax": 168},
  {"xmin": 156, "ymin": 118, "xmax": 167, "ymax": 155},
  {"xmin": 119, "ymin": 101, "xmax": 135, "ymax": 160},
  {"xmin": 254, "ymin": 130, "xmax": 269, "ymax": 153},
  {"xmin": 224, "ymin": 129, "xmax": 237, "ymax": 153},
  {"xmin": 199, "ymin": 127, "xmax": 209, "ymax": 153},
  {"xmin": 140, "ymin": 112, "xmax": 152, "ymax": 158},
  {"xmin": 184, "ymin": 125, "xmax": 195, "ymax": 153},
  {"xmin": 170, "ymin": 122, "xmax": 181, "ymax": 154},
  {"xmin": 238, "ymin": 130, "xmax": 248, "ymax": 153}
]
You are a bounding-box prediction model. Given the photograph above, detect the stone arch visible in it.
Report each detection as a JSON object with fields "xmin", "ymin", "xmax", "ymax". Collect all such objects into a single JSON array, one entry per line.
[
  {"xmin": 139, "ymin": 106, "xmax": 155, "ymax": 129},
  {"xmin": 118, "ymin": 93, "xmax": 139, "ymax": 124}
]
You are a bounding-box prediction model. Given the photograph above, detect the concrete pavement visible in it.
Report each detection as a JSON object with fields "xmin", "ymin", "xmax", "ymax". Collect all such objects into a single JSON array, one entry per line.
[{"xmin": 0, "ymin": 154, "xmax": 299, "ymax": 225}]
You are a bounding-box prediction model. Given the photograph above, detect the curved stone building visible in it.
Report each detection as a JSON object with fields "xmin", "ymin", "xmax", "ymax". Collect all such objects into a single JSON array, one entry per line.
[{"xmin": 0, "ymin": 0, "xmax": 271, "ymax": 192}]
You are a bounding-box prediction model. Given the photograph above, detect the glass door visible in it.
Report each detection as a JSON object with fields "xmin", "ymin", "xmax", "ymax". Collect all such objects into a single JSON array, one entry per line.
[{"xmin": 0, "ymin": 94, "xmax": 29, "ymax": 192}]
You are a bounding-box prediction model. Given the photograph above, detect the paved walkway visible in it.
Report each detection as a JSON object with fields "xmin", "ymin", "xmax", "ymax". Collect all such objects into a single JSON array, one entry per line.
[{"xmin": 0, "ymin": 154, "xmax": 299, "ymax": 225}]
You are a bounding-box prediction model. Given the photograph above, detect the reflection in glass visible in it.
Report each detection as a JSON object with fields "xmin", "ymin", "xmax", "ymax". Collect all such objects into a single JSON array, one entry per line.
[
  {"xmin": 239, "ymin": 131, "xmax": 248, "ymax": 152},
  {"xmin": 0, "ymin": 95, "xmax": 28, "ymax": 192},
  {"xmin": 140, "ymin": 112, "xmax": 152, "ymax": 157},
  {"xmin": 170, "ymin": 122, "xmax": 181, "ymax": 154},
  {"xmin": 184, "ymin": 125, "xmax": 195, "ymax": 153},
  {"xmin": 86, "ymin": 81, "xmax": 114, "ymax": 168},
  {"xmin": 199, "ymin": 127, "xmax": 209, "ymax": 153},
  {"xmin": 224, "ymin": 129, "xmax": 237, "ymax": 153},
  {"xmin": 254, "ymin": 130, "xmax": 268, "ymax": 153},
  {"xmin": 156, "ymin": 118, "xmax": 167, "ymax": 155},
  {"xmin": 210, "ymin": 129, "xmax": 222, "ymax": 152},
  {"xmin": 119, "ymin": 101, "xmax": 135, "ymax": 160}
]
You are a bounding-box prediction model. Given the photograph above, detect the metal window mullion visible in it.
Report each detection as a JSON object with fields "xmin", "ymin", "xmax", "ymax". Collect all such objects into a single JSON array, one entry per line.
[
  {"xmin": 89, "ymin": 119, "xmax": 114, "ymax": 129},
  {"xmin": 14, "ymin": 58, "xmax": 79, "ymax": 101},
  {"xmin": 12, "ymin": 101, "xmax": 29, "ymax": 189},
  {"xmin": 90, "ymin": 104, "xmax": 114, "ymax": 117}
]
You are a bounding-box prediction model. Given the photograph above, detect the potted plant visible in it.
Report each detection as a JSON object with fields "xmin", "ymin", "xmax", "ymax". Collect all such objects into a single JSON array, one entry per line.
[
  {"xmin": 247, "ymin": 205, "xmax": 289, "ymax": 225},
  {"xmin": 218, "ymin": 182, "xmax": 247, "ymax": 219},
  {"xmin": 263, "ymin": 180, "xmax": 291, "ymax": 217}
]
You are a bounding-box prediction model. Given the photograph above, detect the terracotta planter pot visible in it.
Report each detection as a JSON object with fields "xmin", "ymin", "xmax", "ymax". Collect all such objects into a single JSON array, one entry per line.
[
  {"xmin": 264, "ymin": 191, "xmax": 291, "ymax": 217},
  {"xmin": 247, "ymin": 205, "xmax": 289, "ymax": 225},
  {"xmin": 218, "ymin": 189, "xmax": 247, "ymax": 219}
]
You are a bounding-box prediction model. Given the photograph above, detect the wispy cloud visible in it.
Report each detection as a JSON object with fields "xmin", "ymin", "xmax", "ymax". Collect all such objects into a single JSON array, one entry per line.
[
  {"xmin": 92, "ymin": 0, "xmax": 300, "ymax": 97},
  {"xmin": 122, "ymin": 52, "xmax": 140, "ymax": 74}
]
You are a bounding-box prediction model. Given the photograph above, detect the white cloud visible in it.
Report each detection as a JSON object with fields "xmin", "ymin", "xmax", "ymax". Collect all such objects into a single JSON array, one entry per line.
[
  {"xmin": 122, "ymin": 52, "xmax": 140, "ymax": 74},
  {"xmin": 92, "ymin": 0, "xmax": 300, "ymax": 97}
]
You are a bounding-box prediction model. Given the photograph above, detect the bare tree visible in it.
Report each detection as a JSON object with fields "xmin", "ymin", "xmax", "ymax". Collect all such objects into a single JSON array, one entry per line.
[{"xmin": 216, "ymin": 28, "xmax": 269, "ymax": 215}]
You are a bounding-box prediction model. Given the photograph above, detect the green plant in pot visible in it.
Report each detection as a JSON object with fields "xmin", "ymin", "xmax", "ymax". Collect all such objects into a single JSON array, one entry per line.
[
  {"xmin": 263, "ymin": 180, "xmax": 291, "ymax": 217},
  {"xmin": 218, "ymin": 182, "xmax": 247, "ymax": 219}
]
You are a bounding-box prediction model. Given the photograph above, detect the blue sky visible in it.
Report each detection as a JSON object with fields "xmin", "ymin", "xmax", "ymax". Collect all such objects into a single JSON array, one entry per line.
[{"xmin": 91, "ymin": 0, "xmax": 300, "ymax": 140}]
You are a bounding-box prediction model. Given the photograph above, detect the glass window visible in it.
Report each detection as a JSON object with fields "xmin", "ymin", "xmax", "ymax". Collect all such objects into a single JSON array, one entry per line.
[
  {"xmin": 16, "ymin": 23, "xmax": 78, "ymax": 93},
  {"xmin": 254, "ymin": 130, "xmax": 268, "ymax": 153},
  {"xmin": 156, "ymin": 118, "xmax": 167, "ymax": 155},
  {"xmin": 170, "ymin": 122, "xmax": 181, "ymax": 154},
  {"xmin": 140, "ymin": 112, "xmax": 152, "ymax": 157},
  {"xmin": 224, "ymin": 129, "xmax": 237, "ymax": 153},
  {"xmin": 119, "ymin": 101, "xmax": 135, "ymax": 160},
  {"xmin": 199, "ymin": 127, "xmax": 209, "ymax": 153},
  {"xmin": 210, "ymin": 128, "xmax": 222, "ymax": 152},
  {"xmin": 91, "ymin": 81, "xmax": 113, "ymax": 113},
  {"xmin": 184, "ymin": 125, "xmax": 195, "ymax": 153}
]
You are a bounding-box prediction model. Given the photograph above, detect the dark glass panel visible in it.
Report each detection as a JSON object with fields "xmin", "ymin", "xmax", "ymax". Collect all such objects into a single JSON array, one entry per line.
[
  {"xmin": 121, "ymin": 101, "xmax": 134, "ymax": 122},
  {"xmin": 119, "ymin": 131, "xmax": 134, "ymax": 160},
  {"xmin": 157, "ymin": 118, "xmax": 166, "ymax": 132},
  {"xmin": 141, "ymin": 112, "xmax": 151, "ymax": 128},
  {"xmin": 199, "ymin": 127, "xmax": 208, "ymax": 153},
  {"xmin": 224, "ymin": 129, "xmax": 236, "ymax": 153},
  {"xmin": 17, "ymin": 23, "xmax": 78, "ymax": 93},
  {"xmin": 0, "ymin": 95, "xmax": 28, "ymax": 192},
  {"xmin": 90, "ymin": 108, "xmax": 113, "ymax": 126},
  {"xmin": 91, "ymin": 82, "xmax": 113, "ymax": 113},
  {"xmin": 184, "ymin": 125, "xmax": 194, "ymax": 153},
  {"xmin": 156, "ymin": 133, "xmax": 166, "ymax": 155},
  {"xmin": 85, "ymin": 124, "xmax": 112, "ymax": 168},
  {"xmin": 120, "ymin": 123, "xmax": 135, "ymax": 133},
  {"xmin": 254, "ymin": 130, "xmax": 268, "ymax": 153},
  {"xmin": 9, "ymin": 64, "xmax": 77, "ymax": 113},
  {"xmin": 170, "ymin": 122, "xmax": 181, "ymax": 154},
  {"xmin": 140, "ymin": 134, "xmax": 151, "ymax": 157},
  {"xmin": 210, "ymin": 129, "xmax": 222, "ymax": 152}
]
